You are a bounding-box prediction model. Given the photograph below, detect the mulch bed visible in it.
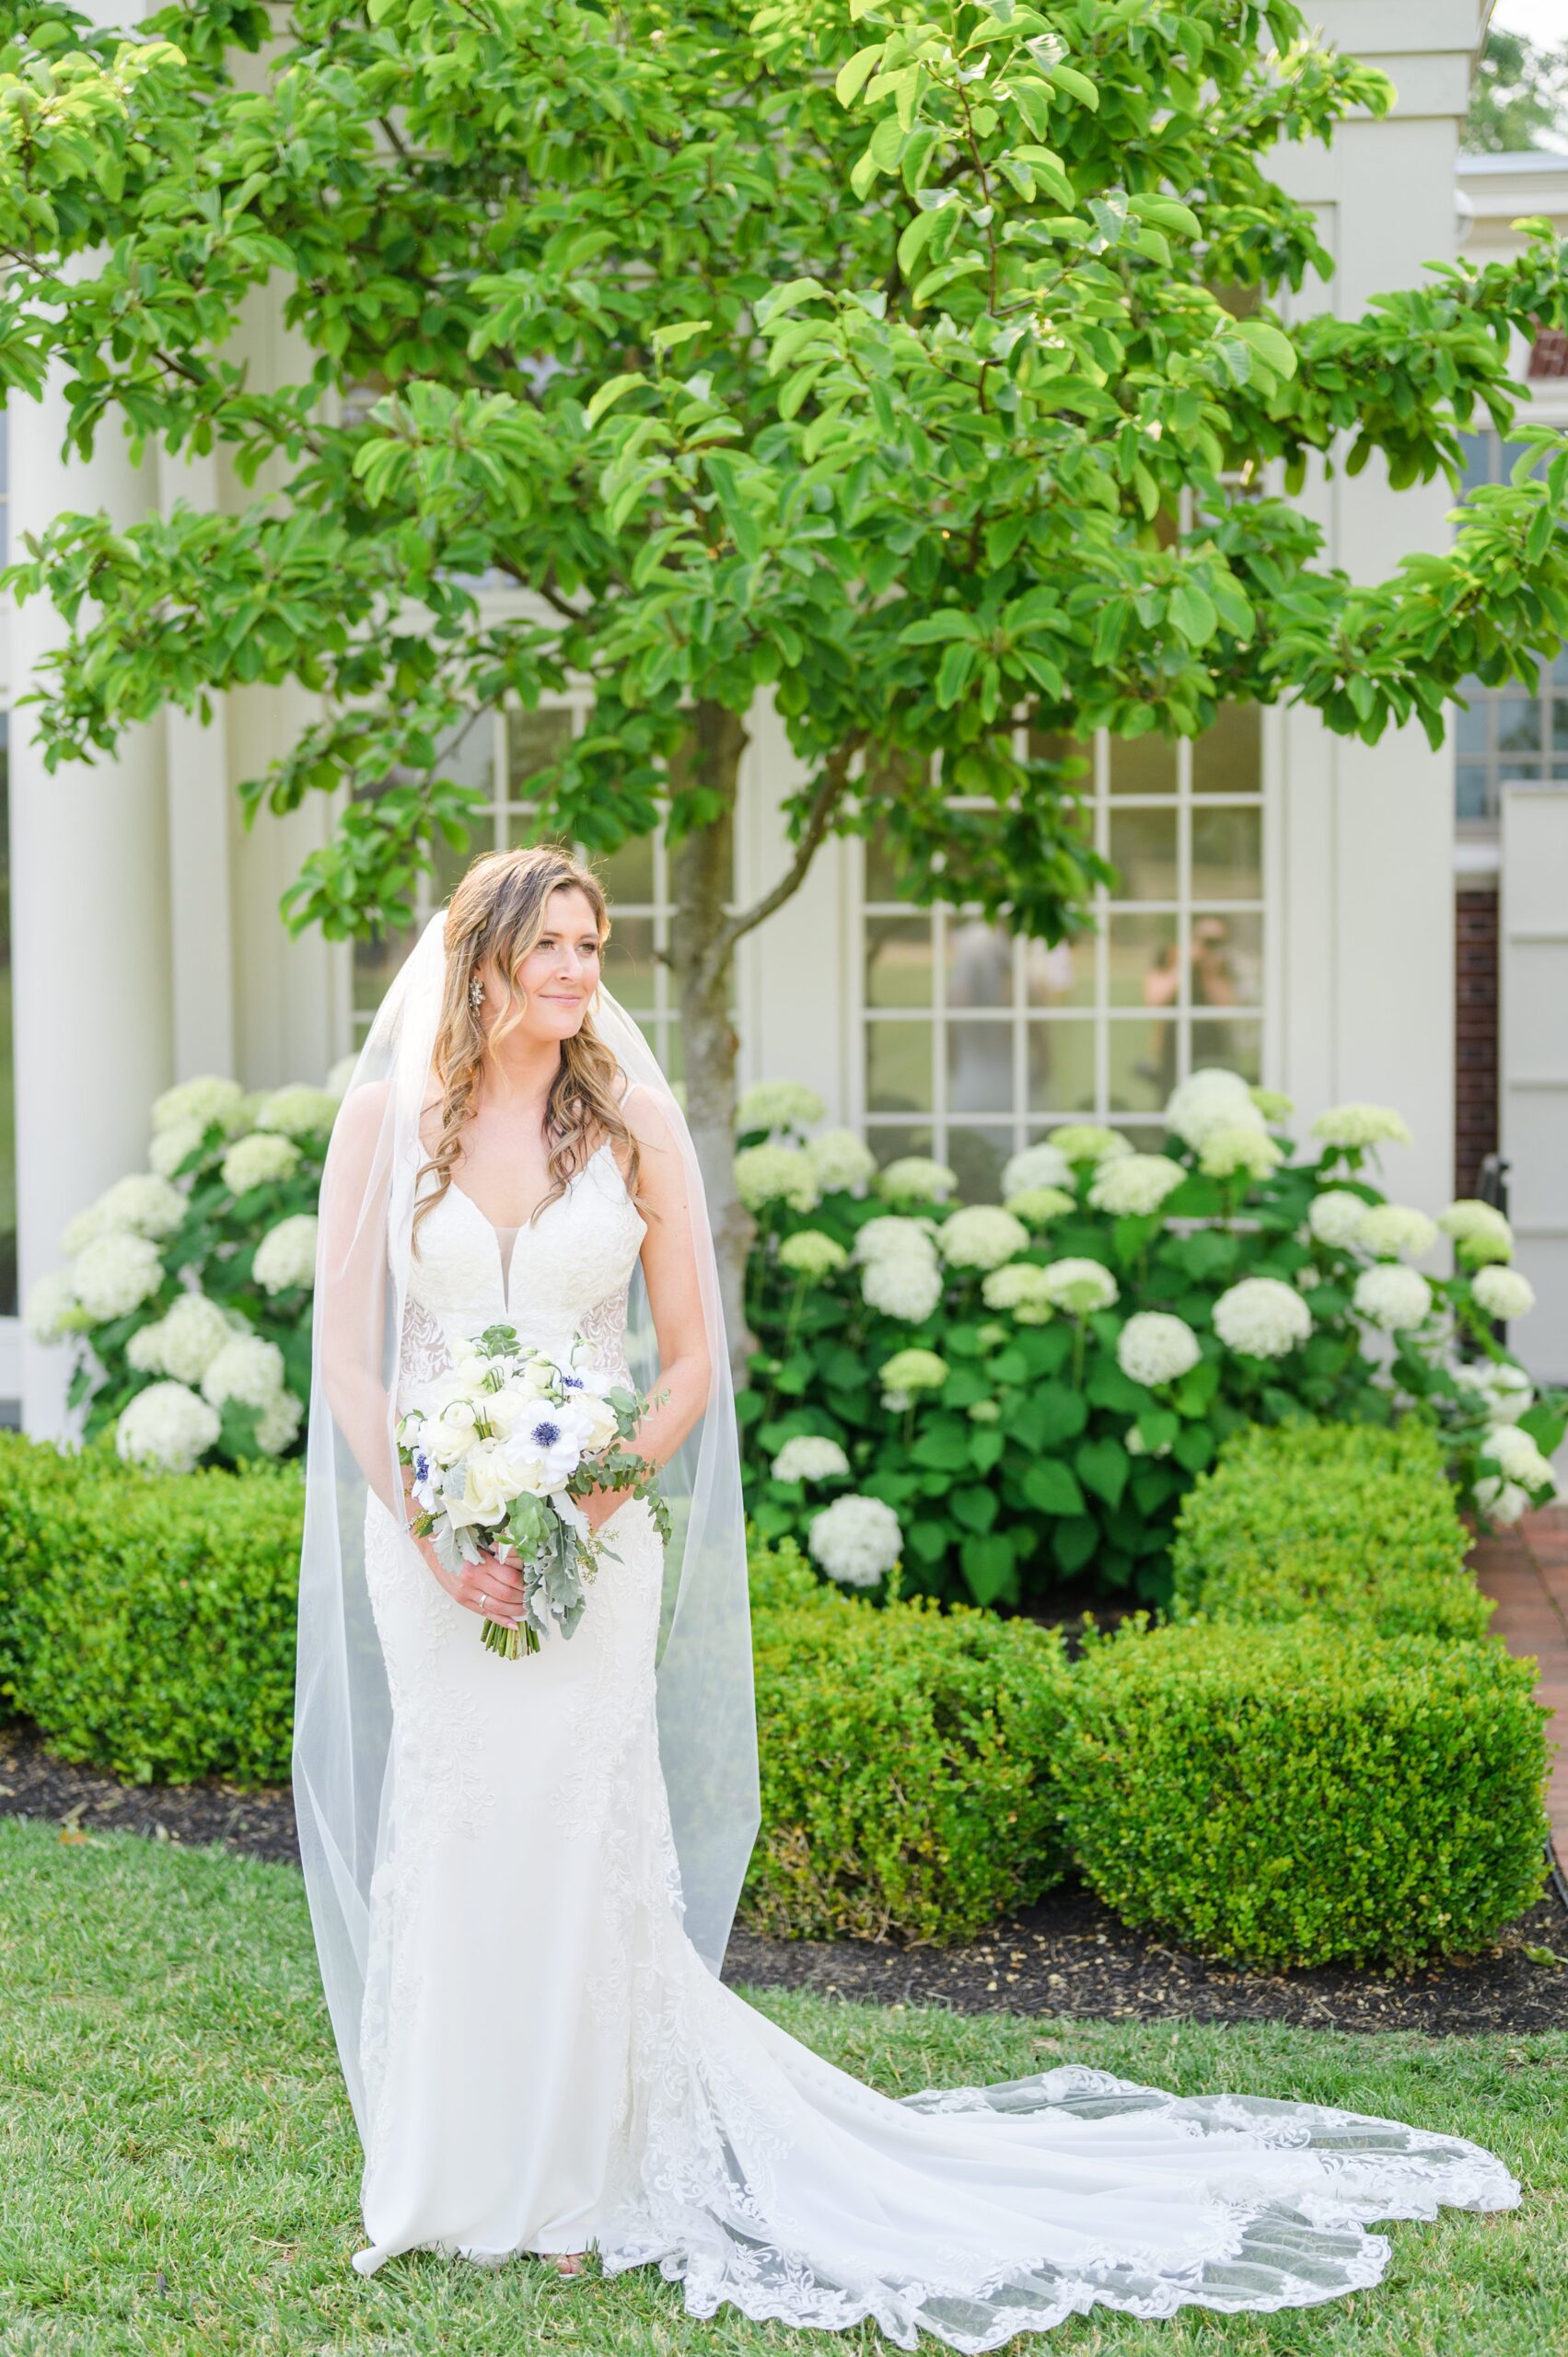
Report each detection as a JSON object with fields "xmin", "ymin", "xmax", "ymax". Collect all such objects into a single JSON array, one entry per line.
[{"xmin": 5, "ymin": 1718, "xmax": 1566, "ymax": 2037}]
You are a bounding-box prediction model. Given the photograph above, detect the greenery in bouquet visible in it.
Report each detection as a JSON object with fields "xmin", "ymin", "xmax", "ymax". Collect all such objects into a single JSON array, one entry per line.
[
  {"xmin": 738, "ymin": 1070, "xmax": 1564, "ymax": 1612},
  {"xmin": 22, "ymin": 1067, "xmax": 349, "ymax": 1472}
]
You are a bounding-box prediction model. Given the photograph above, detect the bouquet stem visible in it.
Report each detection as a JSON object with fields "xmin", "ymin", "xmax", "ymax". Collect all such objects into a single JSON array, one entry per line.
[{"xmin": 482, "ymin": 1616, "xmax": 539, "ymax": 1659}]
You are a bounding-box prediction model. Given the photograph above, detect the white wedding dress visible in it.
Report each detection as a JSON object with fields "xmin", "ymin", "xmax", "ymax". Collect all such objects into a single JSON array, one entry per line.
[{"xmin": 350, "ymin": 1111, "xmax": 1521, "ymax": 2344}]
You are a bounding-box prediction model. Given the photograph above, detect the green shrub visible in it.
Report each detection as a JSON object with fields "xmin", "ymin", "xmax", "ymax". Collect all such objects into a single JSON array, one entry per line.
[
  {"xmin": 1169, "ymin": 1420, "xmax": 1493, "ymax": 1643},
  {"xmin": 0, "ymin": 1434, "xmax": 303, "ymax": 1784},
  {"xmin": 745, "ymin": 1537, "xmax": 1071, "ymax": 1943},
  {"xmin": 1056, "ymin": 1618, "xmax": 1550, "ymax": 1969}
]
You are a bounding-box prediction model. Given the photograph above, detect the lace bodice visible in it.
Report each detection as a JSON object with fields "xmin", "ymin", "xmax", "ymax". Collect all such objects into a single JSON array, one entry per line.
[{"xmin": 397, "ymin": 1135, "xmax": 648, "ymax": 1410}]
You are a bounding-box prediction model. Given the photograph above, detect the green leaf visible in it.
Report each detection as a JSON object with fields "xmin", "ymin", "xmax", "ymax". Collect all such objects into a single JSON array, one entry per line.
[
  {"xmin": 584, "ymin": 373, "xmax": 645, "ymax": 429},
  {"xmin": 910, "ymin": 1418, "xmax": 972, "ymax": 1470},
  {"xmin": 1032, "ymin": 1381, "xmax": 1088, "ymax": 1446},
  {"xmin": 834, "ymin": 43, "xmax": 884, "ymax": 108},
  {"xmin": 1234, "ymin": 317, "xmax": 1298, "ymax": 382},
  {"xmin": 1074, "ymin": 1434, "xmax": 1128, "ymax": 1508},
  {"xmin": 1052, "ymin": 1515, "xmax": 1099, "ymax": 1574},
  {"xmin": 950, "ymin": 1484, "xmax": 999, "ymax": 1534},
  {"xmin": 961, "ymin": 1532, "xmax": 1017, "ymax": 1606},
  {"xmin": 905, "ymin": 1517, "xmax": 951, "ymax": 1564},
  {"xmin": 650, "ymin": 319, "xmax": 711, "ymax": 355},
  {"xmin": 899, "ymin": 610, "xmax": 980, "ymax": 646},
  {"xmin": 1020, "ymin": 1458, "xmax": 1086, "ymax": 1515}
]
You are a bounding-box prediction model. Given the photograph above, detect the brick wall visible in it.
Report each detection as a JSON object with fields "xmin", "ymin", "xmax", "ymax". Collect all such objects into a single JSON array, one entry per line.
[{"xmin": 1455, "ymin": 886, "xmax": 1499, "ymax": 1199}]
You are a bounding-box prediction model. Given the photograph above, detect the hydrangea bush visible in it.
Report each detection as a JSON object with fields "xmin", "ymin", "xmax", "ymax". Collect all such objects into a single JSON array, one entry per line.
[
  {"xmin": 24, "ymin": 1065, "xmax": 351, "ymax": 1470},
  {"xmin": 740, "ymin": 1066, "xmax": 1565, "ymax": 1610}
]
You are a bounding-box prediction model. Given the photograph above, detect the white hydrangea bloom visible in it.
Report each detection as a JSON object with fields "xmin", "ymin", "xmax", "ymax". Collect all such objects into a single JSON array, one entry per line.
[
  {"xmin": 126, "ymin": 1321, "xmax": 166, "ymax": 1372},
  {"xmin": 736, "ymin": 1079, "xmax": 827, "ymax": 1134},
  {"xmin": 1307, "ymin": 1189, "xmax": 1373, "ymax": 1248},
  {"xmin": 1353, "ymin": 1263, "xmax": 1433, "ymax": 1331},
  {"xmin": 980, "ymin": 1263, "xmax": 1056, "ymax": 1324},
  {"xmin": 1117, "ymin": 1311, "xmax": 1202, "ymax": 1387},
  {"xmin": 151, "ymin": 1075, "xmax": 248, "ymax": 1137},
  {"xmin": 138, "ymin": 1292, "xmax": 237, "ymax": 1384},
  {"xmin": 807, "ymin": 1493, "xmax": 903, "ymax": 1587},
  {"xmin": 72, "ymin": 1232, "xmax": 164, "ymax": 1321},
  {"xmin": 201, "ymin": 1333, "xmax": 287, "ymax": 1411},
  {"xmin": 1163, "ymin": 1067, "xmax": 1258, "ymax": 1148},
  {"xmin": 81, "ymin": 1173, "xmax": 188, "ymax": 1240},
  {"xmin": 1311, "ymin": 1102, "xmax": 1412, "ymax": 1150},
  {"xmin": 253, "ymin": 1085, "xmax": 341, "ymax": 1138},
  {"xmin": 804, "ymin": 1128, "xmax": 877, "ymax": 1194},
  {"xmin": 853, "ymin": 1215, "xmax": 939, "ymax": 1266},
  {"xmin": 222, "ymin": 1132, "xmax": 303, "ymax": 1194},
  {"xmin": 876, "ymin": 1155, "xmax": 959, "ymax": 1206},
  {"xmin": 1483, "ymin": 1422, "xmax": 1556, "ymax": 1491},
  {"xmin": 148, "ymin": 1118, "xmax": 210, "ymax": 1180},
  {"xmin": 1089, "ymin": 1155, "xmax": 1186, "ymax": 1216},
  {"xmin": 860, "ymin": 1253, "xmax": 944, "ymax": 1323},
  {"xmin": 1048, "ymin": 1124, "xmax": 1132, "ymax": 1165},
  {"xmin": 252, "ymin": 1213, "xmax": 319, "ymax": 1295},
  {"xmin": 734, "ymin": 1144, "xmax": 819, "ymax": 1213},
  {"xmin": 1197, "ymin": 1124, "xmax": 1283, "ymax": 1181},
  {"xmin": 1452, "ymin": 1357, "xmax": 1534, "ymax": 1426},
  {"xmin": 1353, "ymin": 1202, "xmax": 1437, "ymax": 1261},
  {"xmin": 1249, "ymin": 1087, "xmax": 1295, "ymax": 1123},
  {"xmin": 24, "ymin": 1268, "xmax": 79, "ymax": 1344},
  {"xmin": 771, "ymin": 1434, "xmax": 851, "ymax": 1484},
  {"xmin": 1473, "ymin": 1264, "xmax": 1536, "ymax": 1322},
  {"xmin": 1474, "ymin": 1475, "xmax": 1532, "ymax": 1527},
  {"xmin": 116, "ymin": 1381, "xmax": 222, "ymax": 1475},
  {"xmin": 938, "ymin": 1205, "xmax": 1030, "ymax": 1271},
  {"xmin": 778, "ymin": 1230, "xmax": 849, "ymax": 1282},
  {"xmin": 1004, "ymin": 1185, "xmax": 1076, "ymax": 1226},
  {"xmin": 877, "ymin": 1347, "xmax": 948, "ymax": 1393},
  {"xmin": 255, "ymin": 1389, "xmax": 305, "ymax": 1457},
  {"xmin": 1040, "ymin": 1257, "xmax": 1120, "ymax": 1316},
  {"xmin": 1212, "ymin": 1275, "xmax": 1312, "ymax": 1358},
  {"xmin": 1000, "ymin": 1142, "xmax": 1074, "ymax": 1196},
  {"xmin": 1438, "ymin": 1199, "xmax": 1515, "ymax": 1264}
]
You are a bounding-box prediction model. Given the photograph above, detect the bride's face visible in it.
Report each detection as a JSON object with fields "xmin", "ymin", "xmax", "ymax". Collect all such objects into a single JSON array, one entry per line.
[{"xmin": 482, "ymin": 885, "xmax": 605, "ymax": 1044}]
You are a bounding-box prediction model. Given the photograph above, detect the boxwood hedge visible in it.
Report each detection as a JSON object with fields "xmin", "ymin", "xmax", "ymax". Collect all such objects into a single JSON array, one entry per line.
[
  {"xmin": 1168, "ymin": 1420, "xmax": 1493, "ymax": 1643},
  {"xmin": 1056, "ymin": 1616, "xmax": 1549, "ymax": 1968}
]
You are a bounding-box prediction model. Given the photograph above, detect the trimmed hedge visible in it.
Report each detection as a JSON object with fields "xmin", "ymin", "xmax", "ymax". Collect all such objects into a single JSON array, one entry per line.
[
  {"xmin": 744, "ymin": 1540, "xmax": 1071, "ymax": 1943},
  {"xmin": 0, "ymin": 1434, "xmax": 302, "ymax": 1785},
  {"xmin": 1168, "ymin": 1420, "xmax": 1493, "ymax": 1643},
  {"xmin": 1057, "ymin": 1617, "xmax": 1549, "ymax": 1968},
  {"xmin": 0, "ymin": 1435, "xmax": 1070, "ymax": 1946}
]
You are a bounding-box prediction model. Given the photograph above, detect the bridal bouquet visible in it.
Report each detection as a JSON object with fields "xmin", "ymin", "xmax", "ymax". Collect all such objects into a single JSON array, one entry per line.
[{"xmin": 396, "ymin": 1322, "xmax": 669, "ymax": 1658}]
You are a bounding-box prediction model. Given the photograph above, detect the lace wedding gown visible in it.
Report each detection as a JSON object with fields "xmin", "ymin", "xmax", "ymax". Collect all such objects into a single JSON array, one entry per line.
[{"xmin": 351, "ymin": 1116, "xmax": 1521, "ymax": 2344}]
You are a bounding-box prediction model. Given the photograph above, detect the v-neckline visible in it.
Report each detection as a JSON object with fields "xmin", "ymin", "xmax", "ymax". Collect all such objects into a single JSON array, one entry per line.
[{"xmin": 439, "ymin": 1138, "xmax": 618, "ymax": 1308}]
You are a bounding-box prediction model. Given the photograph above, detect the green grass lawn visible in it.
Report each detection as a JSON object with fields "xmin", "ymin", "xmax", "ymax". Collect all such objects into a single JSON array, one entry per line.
[{"xmin": 2, "ymin": 1816, "xmax": 1564, "ymax": 2357}]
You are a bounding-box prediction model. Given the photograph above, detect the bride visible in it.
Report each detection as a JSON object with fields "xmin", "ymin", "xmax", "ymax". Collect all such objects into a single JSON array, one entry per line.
[{"xmin": 296, "ymin": 843, "xmax": 1520, "ymax": 2348}]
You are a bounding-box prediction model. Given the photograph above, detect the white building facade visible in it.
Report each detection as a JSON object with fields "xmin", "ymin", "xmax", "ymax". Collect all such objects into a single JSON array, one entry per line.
[{"xmin": 3, "ymin": 0, "xmax": 1566, "ymax": 1433}]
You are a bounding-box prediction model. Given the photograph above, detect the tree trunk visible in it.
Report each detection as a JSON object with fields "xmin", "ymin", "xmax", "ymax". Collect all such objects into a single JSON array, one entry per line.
[{"xmin": 668, "ymin": 702, "xmax": 755, "ymax": 1387}]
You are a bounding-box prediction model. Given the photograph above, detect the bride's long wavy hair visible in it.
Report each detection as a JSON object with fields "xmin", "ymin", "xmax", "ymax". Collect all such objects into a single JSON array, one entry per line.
[{"xmin": 412, "ymin": 844, "xmax": 644, "ymax": 1252}]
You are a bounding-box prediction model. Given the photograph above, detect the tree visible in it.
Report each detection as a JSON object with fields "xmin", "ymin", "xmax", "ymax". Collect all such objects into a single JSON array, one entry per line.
[
  {"xmin": 3, "ymin": 0, "xmax": 1568, "ymax": 1356},
  {"xmin": 1463, "ymin": 26, "xmax": 1568, "ymax": 157}
]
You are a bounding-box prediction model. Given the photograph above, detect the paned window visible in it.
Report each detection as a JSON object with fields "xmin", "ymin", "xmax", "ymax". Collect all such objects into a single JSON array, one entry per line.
[{"xmin": 857, "ymin": 710, "xmax": 1266, "ymax": 1200}]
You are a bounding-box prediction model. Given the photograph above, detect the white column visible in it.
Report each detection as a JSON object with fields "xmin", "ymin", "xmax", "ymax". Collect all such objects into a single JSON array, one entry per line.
[
  {"xmin": 11, "ymin": 376, "xmax": 173, "ymax": 1436},
  {"xmin": 160, "ymin": 445, "xmax": 237, "ymax": 1077}
]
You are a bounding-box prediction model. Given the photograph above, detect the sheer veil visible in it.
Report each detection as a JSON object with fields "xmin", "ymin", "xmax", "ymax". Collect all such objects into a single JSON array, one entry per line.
[{"xmin": 293, "ymin": 907, "xmax": 760, "ymax": 2141}]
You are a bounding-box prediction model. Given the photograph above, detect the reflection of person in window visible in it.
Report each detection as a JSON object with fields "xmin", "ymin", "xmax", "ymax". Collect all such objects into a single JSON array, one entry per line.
[{"xmin": 1139, "ymin": 921, "xmax": 1237, "ymax": 1097}]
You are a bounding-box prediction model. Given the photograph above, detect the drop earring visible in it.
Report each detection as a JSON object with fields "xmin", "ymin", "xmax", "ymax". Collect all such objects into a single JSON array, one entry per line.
[{"xmin": 470, "ymin": 974, "xmax": 484, "ymax": 1015}]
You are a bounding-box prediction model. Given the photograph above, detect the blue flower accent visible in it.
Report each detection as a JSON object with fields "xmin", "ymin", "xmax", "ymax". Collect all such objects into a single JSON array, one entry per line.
[
  {"xmin": 563, "ymin": 1374, "xmax": 584, "ymax": 1388},
  {"xmin": 412, "ymin": 1448, "xmax": 432, "ymax": 1483},
  {"xmin": 529, "ymin": 1419, "xmax": 562, "ymax": 1449}
]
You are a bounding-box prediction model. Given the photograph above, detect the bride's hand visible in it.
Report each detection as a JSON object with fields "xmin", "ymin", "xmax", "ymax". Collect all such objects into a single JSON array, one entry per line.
[{"xmin": 401, "ymin": 1490, "xmax": 527, "ymax": 1625}]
